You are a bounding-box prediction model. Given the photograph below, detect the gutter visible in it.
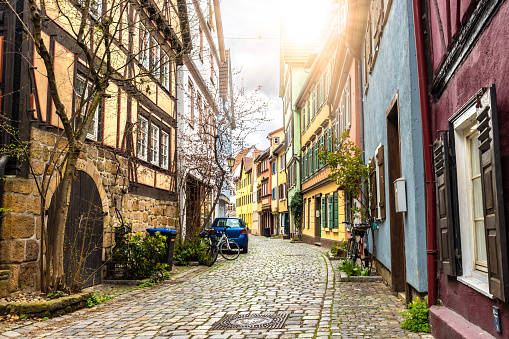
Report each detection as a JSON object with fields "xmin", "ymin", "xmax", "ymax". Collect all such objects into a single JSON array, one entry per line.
[{"xmin": 411, "ymin": 0, "xmax": 437, "ymax": 307}]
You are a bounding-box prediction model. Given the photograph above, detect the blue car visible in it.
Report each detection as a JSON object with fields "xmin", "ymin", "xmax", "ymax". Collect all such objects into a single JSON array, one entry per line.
[{"xmin": 211, "ymin": 217, "xmax": 249, "ymax": 253}]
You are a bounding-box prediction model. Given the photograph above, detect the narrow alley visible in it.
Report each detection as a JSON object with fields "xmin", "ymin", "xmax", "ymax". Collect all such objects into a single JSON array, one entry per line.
[{"xmin": 11, "ymin": 237, "xmax": 433, "ymax": 338}]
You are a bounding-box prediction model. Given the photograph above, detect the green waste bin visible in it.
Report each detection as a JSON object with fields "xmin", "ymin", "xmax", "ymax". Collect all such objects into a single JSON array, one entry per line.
[{"xmin": 146, "ymin": 228, "xmax": 178, "ymax": 271}]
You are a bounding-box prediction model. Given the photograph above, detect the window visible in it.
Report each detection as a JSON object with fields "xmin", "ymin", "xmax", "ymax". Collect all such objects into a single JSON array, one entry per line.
[
  {"xmin": 78, "ymin": 0, "xmax": 101, "ymax": 18},
  {"xmin": 75, "ymin": 75, "xmax": 99, "ymax": 141},
  {"xmin": 150, "ymin": 124, "xmax": 159, "ymax": 165},
  {"xmin": 161, "ymin": 52, "xmax": 171, "ymax": 91},
  {"xmin": 210, "ymin": 54, "xmax": 214, "ymax": 82},
  {"xmin": 137, "ymin": 116, "xmax": 148, "ymax": 161},
  {"xmin": 280, "ymin": 154, "xmax": 285, "ymax": 170},
  {"xmin": 467, "ymin": 132, "xmax": 486, "ymax": 271},
  {"xmin": 161, "ymin": 131, "xmax": 169, "ymax": 169},
  {"xmin": 272, "ymin": 187, "xmax": 276, "ymax": 200},
  {"xmin": 274, "ymin": 137, "xmax": 279, "ymax": 145},
  {"xmin": 139, "ymin": 23, "xmax": 150, "ymax": 69},
  {"xmin": 199, "ymin": 27, "xmax": 204, "ymax": 60},
  {"xmin": 151, "ymin": 38, "xmax": 160, "ymax": 78},
  {"xmin": 436, "ymin": 86, "xmax": 509, "ymax": 300},
  {"xmin": 272, "ymin": 162, "xmax": 276, "ymax": 174},
  {"xmin": 188, "ymin": 80, "xmax": 194, "ymax": 127},
  {"xmin": 302, "ymin": 106, "xmax": 306, "ymax": 132}
]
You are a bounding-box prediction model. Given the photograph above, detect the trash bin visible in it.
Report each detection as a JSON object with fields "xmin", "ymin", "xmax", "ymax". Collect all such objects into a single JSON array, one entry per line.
[
  {"xmin": 264, "ymin": 227, "xmax": 271, "ymax": 237},
  {"xmin": 146, "ymin": 228, "xmax": 178, "ymax": 271}
]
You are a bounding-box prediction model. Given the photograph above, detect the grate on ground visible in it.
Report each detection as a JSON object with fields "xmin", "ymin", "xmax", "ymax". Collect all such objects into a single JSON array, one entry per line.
[{"xmin": 210, "ymin": 313, "xmax": 289, "ymax": 330}]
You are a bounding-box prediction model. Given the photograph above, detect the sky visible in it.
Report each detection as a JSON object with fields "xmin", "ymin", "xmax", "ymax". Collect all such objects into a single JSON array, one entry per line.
[{"xmin": 220, "ymin": 0, "xmax": 332, "ymax": 152}]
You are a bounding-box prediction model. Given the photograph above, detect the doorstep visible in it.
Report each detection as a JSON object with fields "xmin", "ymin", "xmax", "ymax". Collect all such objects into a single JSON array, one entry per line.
[{"xmin": 429, "ymin": 305, "xmax": 496, "ymax": 339}]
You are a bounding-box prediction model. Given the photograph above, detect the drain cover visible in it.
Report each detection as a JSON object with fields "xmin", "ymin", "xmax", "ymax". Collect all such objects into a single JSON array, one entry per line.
[{"xmin": 211, "ymin": 313, "xmax": 289, "ymax": 330}]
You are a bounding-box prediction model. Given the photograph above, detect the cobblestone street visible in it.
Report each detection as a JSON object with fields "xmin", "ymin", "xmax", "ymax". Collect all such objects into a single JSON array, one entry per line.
[{"xmin": 1, "ymin": 236, "xmax": 433, "ymax": 338}]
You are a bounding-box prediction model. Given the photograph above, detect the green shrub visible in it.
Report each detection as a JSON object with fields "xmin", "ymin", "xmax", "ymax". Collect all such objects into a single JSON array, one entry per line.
[
  {"xmin": 400, "ymin": 297, "xmax": 430, "ymax": 333},
  {"xmin": 138, "ymin": 279, "xmax": 156, "ymax": 289},
  {"xmin": 86, "ymin": 294, "xmax": 115, "ymax": 308},
  {"xmin": 174, "ymin": 238, "xmax": 210, "ymax": 266},
  {"xmin": 338, "ymin": 260, "xmax": 369, "ymax": 277},
  {"xmin": 111, "ymin": 220, "xmax": 168, "ymax": 280},
  {"xmin": 330, "ymin": 242, "xmax": 347, "ymax": 257}
]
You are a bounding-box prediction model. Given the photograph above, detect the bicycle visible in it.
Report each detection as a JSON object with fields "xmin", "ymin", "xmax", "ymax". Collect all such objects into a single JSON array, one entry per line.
[
  {"xmin": 343, "ymin": 221, "xmax": 373, "ymax": 272},
  {"xmin": 199, "ymin": 228, "xmax": 219, "ymax": 266},
  {"xmin": 199, "ymin": 227, "xmax": 240, "ymax": 266}
]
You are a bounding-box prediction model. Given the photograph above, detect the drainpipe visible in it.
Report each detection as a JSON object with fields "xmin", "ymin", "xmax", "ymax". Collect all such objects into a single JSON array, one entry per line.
[{"xmin": 411, "ymin": 0, "xmax": 437, "ymax": 307}]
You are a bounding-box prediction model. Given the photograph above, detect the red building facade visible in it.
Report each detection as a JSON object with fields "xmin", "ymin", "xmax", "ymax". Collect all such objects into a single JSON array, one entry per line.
[{"xmin": 426, "ymin": 0, "xmax": 509, "ymax": 336}]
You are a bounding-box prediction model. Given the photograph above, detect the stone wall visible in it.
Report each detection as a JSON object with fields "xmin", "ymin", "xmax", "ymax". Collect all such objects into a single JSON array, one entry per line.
[{"xmin": 0, "ymin": 128, "xmax": 178, "ymax": 296}]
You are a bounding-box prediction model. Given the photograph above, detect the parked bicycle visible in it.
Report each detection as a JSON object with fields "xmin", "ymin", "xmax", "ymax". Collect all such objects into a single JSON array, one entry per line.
[
  {"xmin": 343, "ymin": 221, "xmax": 373, "ymax": 272},
  {"xmin": 199, "ymin": 227, "xmax": 241, "ymax": 266}
]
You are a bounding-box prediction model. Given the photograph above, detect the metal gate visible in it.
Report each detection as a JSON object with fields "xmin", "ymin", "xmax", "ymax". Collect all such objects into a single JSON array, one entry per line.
[{"xmin": 48, "ymin": 170, "xmax": 104, "ymax": 288}]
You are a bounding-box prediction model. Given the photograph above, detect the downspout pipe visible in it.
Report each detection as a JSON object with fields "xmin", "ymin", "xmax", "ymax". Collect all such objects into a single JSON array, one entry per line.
[{"xmin": 411, "ymin": 0, "xmax": 437, "ymax": 307}]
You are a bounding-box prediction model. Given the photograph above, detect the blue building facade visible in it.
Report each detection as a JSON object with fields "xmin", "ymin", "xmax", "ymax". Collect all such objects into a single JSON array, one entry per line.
[{"xmin": 361, "ymin": 0, "xmax": 427, "ymax": 295}]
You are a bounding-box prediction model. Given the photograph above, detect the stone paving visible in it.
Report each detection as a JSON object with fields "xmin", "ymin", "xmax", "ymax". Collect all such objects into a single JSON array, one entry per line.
[{"xmin": 0, "ymin": 236, "xmax": 434, "ymax": 338}]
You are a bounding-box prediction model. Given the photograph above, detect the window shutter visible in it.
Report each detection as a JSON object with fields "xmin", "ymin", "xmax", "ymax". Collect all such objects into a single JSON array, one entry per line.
[
  {"xmin": 377, "ymin": 145, "xmax": 386, "ymax": 219},
  {"xmin": 433, "ymin": 132, "xmax": 457, "ymax": 276},
  {"xmin": 369, "ymin": 158, "xmax": 378, "ymax": 219},
  {"xmin": 334, "ymin": 192, "xmax": 339, "ymax": 229},
  {"xmin": 315, "ymin": 142, "xmax": 319, "ymax": 171},
  {"xmin": 327, "ymin": 128, "xmax": 332, "ymax": 152},
  {"xmin": 328, "ymin": 195, "xmax": 333, "ymax": 228},
  {"xmin": 321, "ymin": 196, "xmax": 326, "ymax": 228},
  {"xmin": 477, "ymin": 85, "xmax": 509, "ymax": 301},
  {"xmin": 320, "ymin": 135, "xmax": 325, "ymax": 167}
]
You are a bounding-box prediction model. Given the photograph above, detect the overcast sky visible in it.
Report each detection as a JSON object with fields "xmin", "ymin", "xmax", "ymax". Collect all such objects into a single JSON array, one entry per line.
[
  {"xmin": 220, "ymin": 0, "xmax": 332, "ymax": 152},
  {"xmin": 221, "ymin": 0, "xmax": 282, "ymax": 152}
]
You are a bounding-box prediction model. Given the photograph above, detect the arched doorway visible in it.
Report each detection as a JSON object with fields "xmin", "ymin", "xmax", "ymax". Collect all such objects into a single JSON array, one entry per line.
[{"xmin": 48, "ymin": 170, "xmax": 104, "ymax": 288}]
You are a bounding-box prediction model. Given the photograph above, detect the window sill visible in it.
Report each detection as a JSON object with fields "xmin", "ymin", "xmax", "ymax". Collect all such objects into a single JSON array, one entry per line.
[
  {"xmin": 332, "ymin": 228, "xmax": 339, "ymax": 233},
  {"xmin": 457, "ymin": 274, "xmax": 493, "ymax": 299}
]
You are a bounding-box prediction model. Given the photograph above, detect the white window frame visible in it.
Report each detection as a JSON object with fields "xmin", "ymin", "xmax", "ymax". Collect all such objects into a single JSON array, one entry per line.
[
  {"xmin": 161, "ymin": 52, "xmax": 170, "ymax": 91},
  {"xmin": 75, "ymin": 75, "xmax": 99, "ymax": 141},
  {"xmin": 139, "ymin": 23, "xmax": 150, "ymax": 69},
  {"xmin": 78, "ymin": 0, "xmax": 101, "ymax": 18},
  {"xmin": 161, "ymin": 131, "xmax": 169, "ymax": 169},
  {"xmin": 151, "ymin": 38, "xmax": 160, "ymax": 78},
  {"xmin": 150, "ymin": 124, "xmax": 159, "ymax": 165},
  {"xmin": 452, "ymin": 104, "xmax": 492, "ymax": 298},
  {"xmin": 137, "ymin": 116, "xmax": 148, "ymax": 161}
]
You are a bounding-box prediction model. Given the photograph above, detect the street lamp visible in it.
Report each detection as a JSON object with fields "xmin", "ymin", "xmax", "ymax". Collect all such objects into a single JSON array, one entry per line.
[{"xmin": 227, "ymin": 156, "xmax": 235, "ymax": 172}]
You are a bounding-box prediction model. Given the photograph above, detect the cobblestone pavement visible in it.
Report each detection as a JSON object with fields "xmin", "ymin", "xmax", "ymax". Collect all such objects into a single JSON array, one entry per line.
[{"xmin": 1, "ymin": 236, "xmax": 434, "ymax": 338}]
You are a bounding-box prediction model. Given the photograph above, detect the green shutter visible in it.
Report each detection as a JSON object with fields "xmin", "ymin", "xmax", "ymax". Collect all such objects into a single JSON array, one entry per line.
[
  {"xmin": 327, "ymin": 128, "xmax": 332, "ymax": 152},
  {"xmin": 328, "ymin": 195, "xmax": 333, "ymax": 228},
  {"xmin": 321, "ymin": 196, "xmax": 326, "ymax": 228},
  {"xmin": 315, "ymin": 143, "xmax": 319, "ymax": 171},
  {"xmin": 320, "ymin": 135, "xmax": 325, "ymax": 167},
  {"xmin": 303, "ymin": 152, "xmax": 307, "ymax": 179},
  {"xmin": 334, "ymin": 192, "xmax": 339, "ymax": 229},
  {"xmin": 302, "ymin": 107, "xmax": 306, "ymax": 132}
]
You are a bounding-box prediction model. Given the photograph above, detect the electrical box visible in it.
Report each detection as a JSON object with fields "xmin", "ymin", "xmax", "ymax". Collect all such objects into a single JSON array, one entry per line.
[{"xmin": 394, "ymin": 177, "xmax": 407, "ymax": 213}]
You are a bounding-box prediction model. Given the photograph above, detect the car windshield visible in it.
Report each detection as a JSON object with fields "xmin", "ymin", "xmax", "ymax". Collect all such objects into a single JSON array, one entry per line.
[{"xmin": 214, "ymin": 219, "xmax": 242, "ymax": 228}]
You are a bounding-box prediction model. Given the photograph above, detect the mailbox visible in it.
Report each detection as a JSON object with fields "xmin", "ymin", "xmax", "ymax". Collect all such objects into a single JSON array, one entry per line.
[{"xmin": 394, "ymin": 177, "xmax": 407, "ymax": 213}]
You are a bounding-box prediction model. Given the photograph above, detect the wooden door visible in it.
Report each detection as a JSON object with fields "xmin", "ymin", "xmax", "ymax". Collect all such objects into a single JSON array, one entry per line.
[
  {"xmin": 386, "ymin": 98, "xmax": 406, "ymax": 292},
  {"xmin": 48, "ymin": 170, "xmax": 104, "ymax": 288}
]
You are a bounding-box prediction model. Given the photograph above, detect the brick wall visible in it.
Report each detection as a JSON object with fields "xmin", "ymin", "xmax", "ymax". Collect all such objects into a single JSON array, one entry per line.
[{"xmin": 0, "ymin": 128, "xmax": 178, "ymax": 296}]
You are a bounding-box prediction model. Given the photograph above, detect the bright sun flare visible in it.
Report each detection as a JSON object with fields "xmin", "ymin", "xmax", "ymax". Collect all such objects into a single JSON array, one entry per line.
[{"xmin": 279, "ymin": 0, "xmax": 333, "ymax": 42}]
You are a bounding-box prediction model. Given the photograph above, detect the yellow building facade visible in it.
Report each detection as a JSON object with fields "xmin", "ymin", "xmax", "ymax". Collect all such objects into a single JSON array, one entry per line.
[
  {"xmin": 296, "ymin": 32, "xmax": 347, "ymax": 247},
  {"xmin": 235, "ymin": 158, "xmax": 253, "ymax": 229}
]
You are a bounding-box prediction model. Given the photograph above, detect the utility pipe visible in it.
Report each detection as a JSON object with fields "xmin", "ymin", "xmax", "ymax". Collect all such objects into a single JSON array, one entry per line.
[{"xmin": 411, "ymin": 0, "xmax": 437, "ymax": 307}]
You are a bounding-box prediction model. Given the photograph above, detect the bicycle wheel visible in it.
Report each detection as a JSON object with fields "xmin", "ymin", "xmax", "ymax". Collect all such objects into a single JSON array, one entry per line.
[
  {"xmin": 202, "ymin": 242, "xmax": 218, "ymax": 266},
  {"xmin": 220, "ymin": 239, "xmax": 240, "ymax": 260},
  {"xmin": 346, "ymin": 237, "xmax": 355, "ymax": 260}
]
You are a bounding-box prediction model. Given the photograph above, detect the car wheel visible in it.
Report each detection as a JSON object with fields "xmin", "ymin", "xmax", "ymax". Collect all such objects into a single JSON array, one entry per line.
[{"xmin": 242, "ymin": 245, "xmax": 248, "ymax": 254}]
